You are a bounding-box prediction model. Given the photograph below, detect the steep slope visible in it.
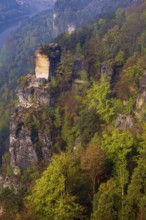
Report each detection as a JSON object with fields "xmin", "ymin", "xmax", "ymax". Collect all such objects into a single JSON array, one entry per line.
[
  {"xmin": 8, "ymin": 0, "xmax": 146, "ymax": 176},
  {"xmin": 1, "ymin": 1, "xmax": 146, "ymax": 219},
  {"xmin": 0, "ymin": 0, "xmax": 143, "ymax": 170}
]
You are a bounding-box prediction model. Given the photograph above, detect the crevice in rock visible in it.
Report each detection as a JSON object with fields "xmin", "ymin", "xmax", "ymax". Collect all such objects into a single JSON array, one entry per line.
[
  {"xmin": 15, "ymin": 122, "xmax": 24, "ymax": 137},
  {"xmin": 31, "ymin": 127, "xmax": 39, "ymax": 144}
]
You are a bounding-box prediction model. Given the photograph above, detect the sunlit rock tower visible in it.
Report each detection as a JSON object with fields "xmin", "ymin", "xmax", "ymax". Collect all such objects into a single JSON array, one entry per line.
[
  {"xmin": 35, "ymin": 43, "xmax": 61, "ymax": 81},
  {"xmin": 9, "ymin": 43, "xmax": 61, "ymax": 173}
]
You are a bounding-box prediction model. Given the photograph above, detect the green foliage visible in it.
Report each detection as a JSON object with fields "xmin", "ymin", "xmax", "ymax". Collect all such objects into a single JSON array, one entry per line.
[
  {"xmin": 51, "ymin": 76, "xmax": 58, "ymax": 88},
  {"xmin": 2, "ymin": 1, "xmax": 146, "ymax": 219},
  {"xmin": 101, "ymin": 129, "xmax": 134, "ymax": 219},
  {"xmin": 61, "ymin": 116, "xmax": 75, "ymax": 148},
  {"xmin": 0, "ymin": 188, "xmax": 22, "ymax": 219},
  {"xmin": 1, "ymin": 152, "xmax": 13, "ymax": 176},
  {"xmin": 102, "ymin": 25, "xmax": 120, "ymax": 59},
  {"xmin": 92, "ymin": 179, "xmax": 119, "ymax": 220},
  {"xmin": 18, "ymin": 76, "xmax": 29, "ymax": 87},
  {"xmin": 24, "ymin": 112, "xmax": 39, "ymax": 130},
  {"xmin": 115, "ymin": 50, "xmax": 125, "ymax": 65},
  {"xmin": 85, "ymin": 77, "xmax": 114, "ymax": 123},
  {"xmin": 7, "ymin": 164, "xmax": 13, "ymax": 177},
  {"xmin": 81, "ymin": 140, "xmax": 105, "ymax": 195},
  {"xmin": 75, "ymin": 109, "xmax": 100, "ymax": 146},
  {"xmin": 125, "ymin": 124, "xmax": 146, "ymax": 219},
  {"xmin": 124, "ymin": 97, "xmax": 136, "ymax": 115},
  {"xmin": 54, "ymin": 107, "xmax": 61, "ymax": 128},
  {"xmin": 102, "ymin": 129, "xmax": 134, "ymax": 163},
  {"xmin": 112, "ymin": 99, "xmax": 124, "ymax": 115},
  {"xmin": 29, "ymin": 153, "xmax": 84, "ymax": 220},
  {"xmin": 24, "ymin": 107, "xmax": 53, "ymax": 133}
]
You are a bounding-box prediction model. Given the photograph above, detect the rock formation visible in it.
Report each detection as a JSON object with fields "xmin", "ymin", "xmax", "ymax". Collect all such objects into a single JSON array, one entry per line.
[
  {"xmin": 9, "ymin": 44, "xmax": 61, "ymax": 173},
  {"xmin": 115, "ymin": 114, "xmax": 133, "ymax": 130},
  {"xmin": 35, "ymin": 52, "xmax": 50, "ymax": 81},
  {"xmin": 9, "ymin": 75, "xmax": 52, "ymax": 172},
  {"xmin": 101, "ymin": 62, "xmax": 123, "ymax": 84},
  {"xmin": 35, "ymin": 43, "xmax": 61, "ymax": 82},
  {"xmin": 136, "ymin": 72, "xmax": 146, "ymax": 110}
]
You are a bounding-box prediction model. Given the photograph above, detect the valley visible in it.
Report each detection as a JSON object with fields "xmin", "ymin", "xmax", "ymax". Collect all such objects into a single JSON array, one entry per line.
[{"xmin": 0, "ymin": 0, "xmax": 53, "ymax": 47}]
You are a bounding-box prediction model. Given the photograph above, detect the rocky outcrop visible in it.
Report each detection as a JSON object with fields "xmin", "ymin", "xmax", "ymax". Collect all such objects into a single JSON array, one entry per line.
[
  {"xmin": 35, "ymin": 52, "xmax": 50, "ymax": 81},
  {"xmin": 17, "ymin": 74, "xmax": 51, "ymax": 108},
  {"xmin": 9, "ymin": 74, "xmax": 53, "ymax": 172},
  {"xmin": 101, "ymin": 62, "xmax": 114, "ymax": 82},
  {"xmin": 10, "ymin": 114, "xmax": 51, "ymax": 171},
  {"xmin": 115, "ymin": 114, "xmax": 133, "ymax": 130},
  {"xmin": 35, "ymin": 43, "xmax": 61, "ymax": 82},
  {"xmin": 100, "ymin": 61, "xmax": 123, "ymax": 84},
  {"xmin": 136, "ymin": 72, "xmax": 146, "ymax": 110},
  {"xmin": 9, "ymin": 44, "xmax": 61, "ymax": 173}
]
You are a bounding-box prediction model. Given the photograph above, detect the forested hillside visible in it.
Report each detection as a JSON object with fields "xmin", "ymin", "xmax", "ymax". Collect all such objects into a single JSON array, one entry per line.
[
  {"xmin": 0, "ymin": 0, "xmax": 142, "ymax": 167},
  {"xmin": 0, "ymin": 1, "xmax": 146, "ymax": 219},
  {"xmin": 54, "ymin": 0, "xmax": 144, "ymax": 34},
  {"xmin": 0, "ymin": 0, "xmax": 143, "ymax": 87}
]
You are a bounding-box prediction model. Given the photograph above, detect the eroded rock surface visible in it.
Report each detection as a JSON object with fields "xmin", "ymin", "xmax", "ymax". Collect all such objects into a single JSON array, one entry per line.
[
  {"xmin": 9, "ymin": 44, "xmax": 61, "ymax": 173},
  {"xmin": 115, "ymin": 114, "xmax": 133, "ymax": 130},
  {"xmin": 136, "ymin": 72, "xmax": 146, "ymax": 110},
  {"xmin": 35, "ymin": 43, "xmax": 61, "ymax": 82},
  {"xmin": 9, "ymin": 74, "xmax": 53, "ymax": 172}
]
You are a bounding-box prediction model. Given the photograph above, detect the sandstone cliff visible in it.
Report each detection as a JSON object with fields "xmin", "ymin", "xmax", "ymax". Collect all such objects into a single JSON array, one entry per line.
[
  {"xmin": 35, "ymin": 43, "xmax": 61, "ymax": 81},
  {"xmin": 9, "ymin": 75, "xmax": 52, "ymax": 172},
  {"xmin": 9, "ymin": 44, "xmax": 61, "ymax": 173}
]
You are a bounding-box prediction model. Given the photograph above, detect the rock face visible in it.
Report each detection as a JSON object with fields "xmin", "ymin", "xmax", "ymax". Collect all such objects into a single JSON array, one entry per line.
[
  {"xmin": 9, "ymin": 74, "xmax": 52, "ymax": 172},
  {"xmin": 17, "ymin": 74, "xmax": 51, "ymax": 108},
  {"xmin": 35, "ymin": 52, "xmax": 50, "ymax": 81},
  {"xmin": 115, "ymin": 114, "xmax": 133, "ymax": 130},
  {"xmin": 35, "ymin": 43, "xmax": 61, "ymax": 82},
  {"xmin": 101, "ymin": 62, "xmax": 123, "ymax": 84},
  {"xmin": 101, "ymin": 62, "xmax": 114, "ymax": 82},
  {"xmin": 136, "ymin": 72, "xmax": 146, "ymax": 110},
  {"xmin": 9, "ymin": 44, "xmax": 61, "ymax": 172},
  {"xmin": 9, "ymin": 114, "xmax": 51, "ymax": 171}
]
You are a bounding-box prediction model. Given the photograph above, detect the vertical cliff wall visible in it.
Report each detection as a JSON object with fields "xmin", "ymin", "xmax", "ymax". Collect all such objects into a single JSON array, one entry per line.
[
  {"xmin": 9, "ymin": 44, "xmax": 61, "ymax": 173},
  {"xmin": 9, "ymin": 75, "xmax": 52, "ymax": 172}
]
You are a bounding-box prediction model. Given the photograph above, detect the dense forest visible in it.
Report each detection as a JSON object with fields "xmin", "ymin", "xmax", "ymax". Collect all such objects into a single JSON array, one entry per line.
[
  {"xmin": 0, "ymin": 0, "xmax": 146, "ymax": 219},
  {"xmin": 0, "ymin": 0, "xmax": 143, "ymax": 157}
]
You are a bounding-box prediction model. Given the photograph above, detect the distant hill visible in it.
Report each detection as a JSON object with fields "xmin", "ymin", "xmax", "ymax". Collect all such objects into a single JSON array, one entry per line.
[
  {"xmin": 0, "ymin": 0, "xmax": 30, "ymax": 32},
  {"xmin": 0, "ymin": 0, "xmax": 56, "ymax": 33},
  {"xmin": 53, "ymin": 0, "xmax": 144, "ymax": 35}
]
